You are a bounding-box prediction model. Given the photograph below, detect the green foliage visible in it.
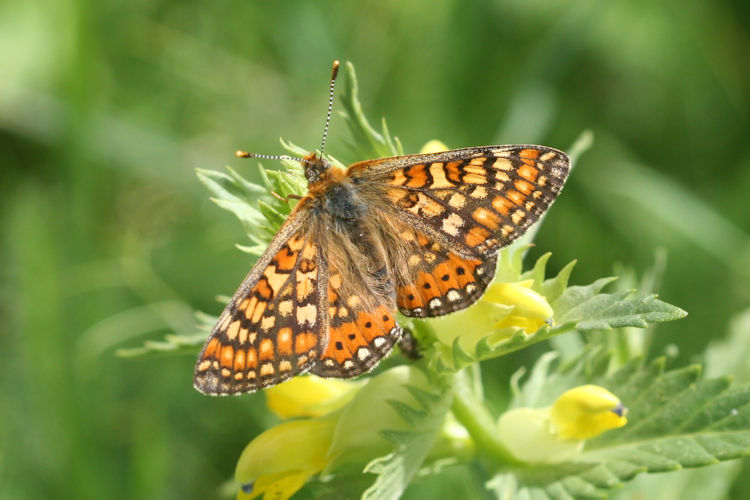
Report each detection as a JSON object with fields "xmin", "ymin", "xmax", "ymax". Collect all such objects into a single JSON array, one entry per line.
[
  {"xmin": 160, "ymin": 62, "xmax": 748, "ymax": 500},
  {"xmin": 3, "ymin": 2, "xmax": 749, "ymax": 499},
  {"xmin": 338, "ymin": 61, "xmax": 404, "ymax": 159},
  {"xmin": 488, "ymin": 354, "xmax": 750, "ymax": 499},
  {"xmin": 363, "ymin": 383, "xmax": 452, "ymax": 500}
]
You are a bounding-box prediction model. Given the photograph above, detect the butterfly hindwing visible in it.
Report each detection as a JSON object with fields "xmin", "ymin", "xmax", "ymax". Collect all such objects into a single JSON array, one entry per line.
[
  {"xmin": 194, "ymin": 203, "xmax": 325, "ymax": 395},
  {"xmin": 310, "ymin": 254, "xmax": 402, "ymax": 378},
  {"xmin": 390, "ymin": 225, "xmax": 498, "ymax": 317}
]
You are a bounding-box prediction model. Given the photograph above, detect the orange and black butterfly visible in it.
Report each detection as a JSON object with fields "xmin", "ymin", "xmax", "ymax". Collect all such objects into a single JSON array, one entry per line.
[{"xmin": 194, "ymin": 61, "xmax": 570, "ymax": 395}]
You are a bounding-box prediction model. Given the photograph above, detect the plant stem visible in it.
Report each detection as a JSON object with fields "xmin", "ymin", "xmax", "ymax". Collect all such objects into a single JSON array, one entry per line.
[{"xmin": 450, "ymin": 369, "xmax": 522, "ymax": 466}]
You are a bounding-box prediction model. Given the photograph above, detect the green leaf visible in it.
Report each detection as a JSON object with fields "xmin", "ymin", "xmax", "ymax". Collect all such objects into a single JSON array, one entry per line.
[
  {"xmin": 566, "ymin": 292, "xmax": 688, "ymax": 331},
  {"xmin": 552, "ymin": 277, "xmax": 619, "ymax": 318},
  {"xmin": 489, "ymin": 357, "xmax": 750, "ymax": 499},
  {"xmin": 430, "ymin": 248, "xmax": 686, "ymax": 372},
  {"xmin": 538, "ymin": 259, "xmax": 577, "ymax": 304},
  {"xmin": 362, "ymin": 382, "xmax": 452, "ymax": 500},
  {"xmin": 386, "ymin": 400, "xmax": 428, "ymax": 428},
  {"xmin": 115, "ymin": 310, "xmax": 215, "ymax": 358},
  {"xmin": 609, "ymin": 461, "xmax": 741, "ymax": 500},
  {"xmin": 115, "ymin": 333, "xmax": 206, "ymax": 358},
  {"xmin": 338, "ymin": 61, "xmax": 401, "ymax": 160}
]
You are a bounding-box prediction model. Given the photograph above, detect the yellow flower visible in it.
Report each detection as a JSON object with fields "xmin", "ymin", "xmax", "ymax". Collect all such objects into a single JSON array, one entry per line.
[
  {"xmin": 235, "ymin": 366, "xmax": 436, "ymax": 498},
  {"xmin": 433, "ymin": 279, "xmax": 554, "ymax": 353},
  {"xmin": 265, "ymin": 375, "xmax": 364, "ymax": 419},
  {"xmin": 235, "ymin": 417, "xmax": 336, "ymax": 500},
  {"xmin": 497, "ymin": 385, "xmax": 627, "ymax": 463},
  {"xmin": 484, "ymin": 280, "xmax": 554, "ymax": 333},
  {"xmin": 549, "ymin": 385, "xmax": 628, "ymax": 440},
  {"xmin": 419, "ymin": 140, "xmax": 449, "ymax": 154}
]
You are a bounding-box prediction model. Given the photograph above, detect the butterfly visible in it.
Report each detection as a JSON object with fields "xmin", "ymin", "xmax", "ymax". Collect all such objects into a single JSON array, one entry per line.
[{"xmin": 194, "ymin": 61, "xmax": 570, "ymax": 395}]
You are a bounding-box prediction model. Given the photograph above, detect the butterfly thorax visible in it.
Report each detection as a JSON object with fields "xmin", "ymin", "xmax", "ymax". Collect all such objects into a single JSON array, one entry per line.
[
  {"xmin": 305, "ymin": 154, "xmax": 361, "ymax": 228},
  {"xmin": 304, "ymin": 157, "xmax": 394, "ymax": 309}
]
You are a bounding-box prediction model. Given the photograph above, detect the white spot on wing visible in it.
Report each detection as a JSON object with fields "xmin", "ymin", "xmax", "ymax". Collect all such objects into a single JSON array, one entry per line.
[
  {"xmin": 296, "ymin": 303, "xmax": 317, "ymax": 326},
  {"xmin": 442, "ymin": 213, "xmax": 464, "ymax": 236},
  {"xmin": 357, "ymin": 347, "xmax": 371, "ymax": 361}
]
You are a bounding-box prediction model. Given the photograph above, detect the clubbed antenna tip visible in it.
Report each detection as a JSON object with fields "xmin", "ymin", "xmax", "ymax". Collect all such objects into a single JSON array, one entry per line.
[{"xmin": 331, "ymin": 60, "xmax": 340, "ymax": 79}]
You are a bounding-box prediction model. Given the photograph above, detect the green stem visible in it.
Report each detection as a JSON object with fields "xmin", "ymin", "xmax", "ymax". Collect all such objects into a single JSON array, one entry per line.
[{"xmin": 450, "ymin": 369, "xmax": 522, "ymax": 466}]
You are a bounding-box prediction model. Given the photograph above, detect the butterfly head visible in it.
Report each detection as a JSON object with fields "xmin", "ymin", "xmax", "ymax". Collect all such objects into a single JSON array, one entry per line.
[{"xmin": 302, "ymin": 152, "xmax": 332, "ymax": 184}]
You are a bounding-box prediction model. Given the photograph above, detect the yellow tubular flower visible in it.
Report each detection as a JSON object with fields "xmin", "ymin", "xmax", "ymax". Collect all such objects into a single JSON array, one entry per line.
[
  {"xmin": 265, "ymin": 375, "xmax": 365, "ymax": 419},
  {"xmin": 236, "ymin": 366, "xmax": 436, "ymax": 499},
  {"xmin": 549, "ymin": 385, "xmax": 628, "ymax": 440},
  {"xmin": 484, "ymin": 280, "xmax": 554, "ymax": 333},
  {"xmin": 235, "ymin": 417, "xmax": 336, "ymax": 500},
  {"xmin": 433, "ymin": 279, "xmax": 554, "ymax": 353},
  {"xmin": 497, "ymin": 385, "xmax": 627, "ymax": 463}
]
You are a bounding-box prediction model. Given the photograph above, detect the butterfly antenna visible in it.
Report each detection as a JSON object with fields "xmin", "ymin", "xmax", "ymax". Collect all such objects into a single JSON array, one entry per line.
[
  {"xmin": 236, "ymin": 61, "xmax": 340, "ymax": 167},
  {"xmin": 319, "ymin": 60, "xmax": 340, "ymax": 157},
  {"xmin": 235, "ymin": 150, "xmax": 315, "ymax": 166}
]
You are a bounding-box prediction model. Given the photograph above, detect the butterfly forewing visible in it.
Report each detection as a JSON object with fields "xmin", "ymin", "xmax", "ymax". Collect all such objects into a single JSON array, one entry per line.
[
  {"xmin": 351, "ymin": 145, "xmax": 569, "ymax": 258},
  {"xmin": 194, "ymin": 202, "xmax": 326, "ymax": 395}
]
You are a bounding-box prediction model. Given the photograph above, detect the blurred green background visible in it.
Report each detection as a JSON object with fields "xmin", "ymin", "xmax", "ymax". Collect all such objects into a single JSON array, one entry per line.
[{"xmin": 2, "ymin": 0, "xmax": 749, "ymax": 498}]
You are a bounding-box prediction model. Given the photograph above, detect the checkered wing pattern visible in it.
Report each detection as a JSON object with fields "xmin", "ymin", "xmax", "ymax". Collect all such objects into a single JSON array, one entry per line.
[
  {"xmin": 195, "ymin": 144, "xmax": 570, "ymax": 394},
  {"xmin": 349, "ymin": 145, "xmax": 569, "ymax": 317},
  {"xmin": 193, "ymin": 203, "xmax": 325, "ymax": 395},
  {"xmin": 387, "ymin": 223, "xmax": 498, "ymax": 317},
  {"xmin": 352, "ymin": 145, "xmax": 569, "ymax": 257},
  {"xmin": 309, "ymin": 259, "xmax": 402, "ymax": 378}
]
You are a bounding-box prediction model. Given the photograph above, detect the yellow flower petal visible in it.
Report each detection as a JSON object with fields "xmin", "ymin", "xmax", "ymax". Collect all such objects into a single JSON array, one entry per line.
[
  {"xmin": 492, "ymin": 315, "xmax": 548, "ymax": 334},
  {"xmin": 237, "ymin": 470, "xmax": 314, "ymax": 500},
  {"xmin": 265, "ymin": 375, "xmax": 364, "ymax": 419},
  {"xmin": 497, "ymin": 385, "xmax": 627, "ymax": 463},
  {"xmin": 432, "ymin": 280, "xmax": 554, "ymax": 355},
  {"xmin": 550, "ymin": 385, "xmax": 628, "ymax": 440},
  {"xmin": 433, "ymin": 300, "xmax": 514, "ymax": 352},
  {"xmin": 484, "ymin": 281, "xmax": 554, "ymax": 324},
  {"xmin": 235, "ymin": 417, "xmax": 336, "ymax": 498}
]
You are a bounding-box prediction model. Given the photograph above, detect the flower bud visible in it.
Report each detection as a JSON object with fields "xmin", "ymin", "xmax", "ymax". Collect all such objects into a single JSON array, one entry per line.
[{"xmin": 549, "ymin": 385, "xmax": 628, "ymax": 440}]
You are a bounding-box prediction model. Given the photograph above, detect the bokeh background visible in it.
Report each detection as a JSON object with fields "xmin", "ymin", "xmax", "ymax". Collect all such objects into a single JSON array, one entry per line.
[{"xmin": 2, "ymin": 0, "xmax": 749, "ymax": 498}]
